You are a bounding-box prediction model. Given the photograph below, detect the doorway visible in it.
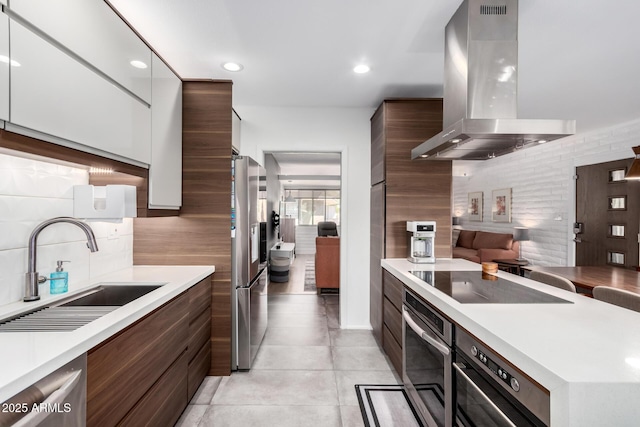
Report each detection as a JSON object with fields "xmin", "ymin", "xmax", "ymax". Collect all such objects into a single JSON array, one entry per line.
[
  {"xmin": 575, "ymin": 158, "xmax": 640, "ymax": 268},
  {"xmin": 263, "ymin": 152, "xmax": 342, "ymax": 295}
]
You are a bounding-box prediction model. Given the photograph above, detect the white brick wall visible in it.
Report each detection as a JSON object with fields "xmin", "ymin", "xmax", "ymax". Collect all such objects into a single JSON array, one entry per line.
[
  {"xmin": 453, "ymin": 118, "xmax": 640, "ymax": 266},
  {"xmin": 0, "ymin": 153, "xmax": 133, "ymax": 306}
]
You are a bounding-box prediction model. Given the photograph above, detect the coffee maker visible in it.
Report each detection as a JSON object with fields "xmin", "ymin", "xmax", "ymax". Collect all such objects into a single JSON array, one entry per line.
[{"xmin": 406, "ymin": 221, "xmax": 436, "ymax": 263}]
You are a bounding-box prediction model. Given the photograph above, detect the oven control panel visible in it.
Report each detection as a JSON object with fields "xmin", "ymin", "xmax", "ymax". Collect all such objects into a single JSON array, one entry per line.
[{"xmin": 471, "ymin": 345, "xmax": 520, "ymax": 392}]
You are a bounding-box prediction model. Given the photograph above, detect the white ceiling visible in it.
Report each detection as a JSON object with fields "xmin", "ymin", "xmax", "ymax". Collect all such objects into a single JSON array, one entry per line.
[
  {"xmin": 270, "ymin": 152, "xmax": 341, "ymax": 189},
  {"xmin": 108, "ymin": 0, "xmax": 640, "ymax": 172}
]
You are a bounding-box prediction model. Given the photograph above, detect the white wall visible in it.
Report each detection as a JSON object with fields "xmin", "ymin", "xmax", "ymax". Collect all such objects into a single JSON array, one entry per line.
[
  {"xmin": 236, "ymin": 105, "xmax": 373, "ymax": 328},
  {"xmin": 453, "ymin": 117, "xmax": 640, "ymax": 266},
  {"xmin": 0, "ymin": 152, "xmax": 133, "ymax": 306}
]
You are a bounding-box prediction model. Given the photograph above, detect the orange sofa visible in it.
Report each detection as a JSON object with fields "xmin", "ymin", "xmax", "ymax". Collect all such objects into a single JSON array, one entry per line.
[
  {"xmin": 453, "ymin": 230, "xmax": 519, "ymax": 263},
  {"xmin": 315, "ymin": 237, "xmax": 340, "ymax": 292}
]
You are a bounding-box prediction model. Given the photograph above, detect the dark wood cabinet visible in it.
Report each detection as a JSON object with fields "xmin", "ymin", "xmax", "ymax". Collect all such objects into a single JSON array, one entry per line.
[
  {"xmin": 382, "ymin": 270, "xmax": 404, "ymax": 376},
  {"xmin": 87, "ymin": 275, "xmax": 212, "ymax": 427},
  {"xmin": 370, "ymin": 99, "xmax": 452, "ymax": 352}
]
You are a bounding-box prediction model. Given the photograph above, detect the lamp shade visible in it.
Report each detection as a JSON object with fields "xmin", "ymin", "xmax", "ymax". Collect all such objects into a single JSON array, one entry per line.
[
  {"xmin": 625, "ymin": 146, "xmax": 640, "ymax": 180},
  {"xmin": 452, "ymin": 216, "xmax": 461, "ymax": 226},
  {"xmin": 513, "ymin": 227, "xmax": 530, "ymax": 242}
]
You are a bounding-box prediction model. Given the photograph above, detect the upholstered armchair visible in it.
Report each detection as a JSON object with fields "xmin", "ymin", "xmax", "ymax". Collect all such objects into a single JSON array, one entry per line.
[
  {"xmin": 317, "ymin": 221, "xmax": 338, "ymax": 237},
  {"xmin": 315, "ymin": 236, "xmax": 340, "ymax": 293}
]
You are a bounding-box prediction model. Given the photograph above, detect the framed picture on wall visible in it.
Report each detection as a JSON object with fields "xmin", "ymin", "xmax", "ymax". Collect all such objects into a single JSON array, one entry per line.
[
  {"xmin": 468, "ymin": 192, "xmax": 483, "ymax": 221},
  {"xmin": 492, "ymin": 188, "xmax": 512, "ymax": 222}
]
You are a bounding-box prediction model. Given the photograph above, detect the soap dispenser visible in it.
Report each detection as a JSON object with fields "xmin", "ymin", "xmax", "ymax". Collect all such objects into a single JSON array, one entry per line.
[{"xmin": 50, "ymin": 261, "xmax": 70, "ymax": 295}]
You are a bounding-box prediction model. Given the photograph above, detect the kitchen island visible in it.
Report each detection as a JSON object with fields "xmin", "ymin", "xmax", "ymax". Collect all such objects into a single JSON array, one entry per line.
[
  {"xmin": 383, "ymin": 258, "xmax": 640, "ymax": 426},
  {"xmin": 0, "ymin": 265, "xmax": 214, "ymax": 404}
]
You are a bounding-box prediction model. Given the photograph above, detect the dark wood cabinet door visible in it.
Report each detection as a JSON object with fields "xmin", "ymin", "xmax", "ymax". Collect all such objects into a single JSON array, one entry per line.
[{"xmin": 370, "ymin": 182, "xmax": 385, "ymax": 346}]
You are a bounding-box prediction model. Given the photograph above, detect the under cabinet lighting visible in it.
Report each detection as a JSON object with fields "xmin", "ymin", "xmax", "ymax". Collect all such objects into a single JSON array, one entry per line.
[{"xmin": 89, "ymin": 167, "xmax": 114, "ymax": 175}]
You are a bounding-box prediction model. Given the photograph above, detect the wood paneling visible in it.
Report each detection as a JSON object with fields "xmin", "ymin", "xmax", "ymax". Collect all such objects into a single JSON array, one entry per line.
[
  {"xmin": 383, "ymin": 269, "xmax": 403, "ymax": 311},
  {"xmin": 370, "ymin": 183, "xmax": 385, "ymax": 346},
  {"xmin": 370, "ymin": 98, "xmax": 452, "ymax": 351},
  {"xmin": 383, "ymin": 325, "xmax": 403, "ymax": 377},
  {"xmin": 133, "ymin": 80, "xmax": 233, "ymax": 376},
  {"xmin": 188, "ymin": 341, "xmax": 212, "ymax": 401},
  {"xmin": 87, "ymin": 293, "xmax": 188, "ymax": 426},
  {"xmin": 188, "ymin": 307, "xmax": 211, "ymax": 363},
  {"xmin": 188, "ymin": 276, "xmax": 212, "ymax": 323},
  {"xmin": 120, "ymin": 352, "xmax": 188, "ymax": 427}
]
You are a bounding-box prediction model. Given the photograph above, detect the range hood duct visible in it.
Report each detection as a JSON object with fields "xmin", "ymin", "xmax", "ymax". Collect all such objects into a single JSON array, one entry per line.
[{"xmin": 412, "ymin": 0, "xmax": 575, "ymax": 161}]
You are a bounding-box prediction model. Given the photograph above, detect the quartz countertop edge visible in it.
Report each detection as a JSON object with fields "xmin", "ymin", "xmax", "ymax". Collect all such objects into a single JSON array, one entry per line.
[
  {"xmin": 382, "ymin": 258, "xmax": 640, "ymax": 426},
  {"xmin": 0, "ymin": 265, "xmax": 215, "ymax": 403}
]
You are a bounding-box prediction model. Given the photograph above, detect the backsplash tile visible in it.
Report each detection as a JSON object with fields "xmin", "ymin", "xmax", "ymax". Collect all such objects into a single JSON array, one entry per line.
[{"xmin": 0, "ymin": 153, "xmax": 133, "ymax": 306}]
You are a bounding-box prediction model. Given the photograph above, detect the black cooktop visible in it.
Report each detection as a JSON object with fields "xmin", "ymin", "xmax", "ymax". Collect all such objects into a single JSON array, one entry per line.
[{"xmin": 409, "ymin": 270, "xmax": 572, "ymax": 304}]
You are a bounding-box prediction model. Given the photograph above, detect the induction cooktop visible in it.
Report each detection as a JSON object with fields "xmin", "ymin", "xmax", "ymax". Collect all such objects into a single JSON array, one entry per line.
[{"xmin": 409, "ymin": 270, "xmax": 572, "ymax": 304}]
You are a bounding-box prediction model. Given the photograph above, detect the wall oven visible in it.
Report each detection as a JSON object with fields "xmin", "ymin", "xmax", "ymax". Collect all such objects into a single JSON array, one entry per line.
[
  {"xmin": 403, "ymin": 289, "xmax": 453, "ymax": 427},
  {"xmin": 455, "ymin": 328, "xmax": 550, "ymax": 427}
]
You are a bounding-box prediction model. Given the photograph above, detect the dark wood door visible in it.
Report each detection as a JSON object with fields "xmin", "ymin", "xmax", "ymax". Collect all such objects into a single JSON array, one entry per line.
[{"xmin": 576, "ymin": 159, "xmax": 640, "ymax": 268}]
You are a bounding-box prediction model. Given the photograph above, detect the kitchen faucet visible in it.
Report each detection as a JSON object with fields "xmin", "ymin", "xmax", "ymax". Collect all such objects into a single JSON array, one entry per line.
[{"xmin": 24, "ymin": 217, "xmax": 99, "ymax": 302}]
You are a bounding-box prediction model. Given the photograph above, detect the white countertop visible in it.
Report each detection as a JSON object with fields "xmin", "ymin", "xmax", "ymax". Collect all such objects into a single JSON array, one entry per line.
[
  {"xmin": 382, "ymin": 258, "xmax": 640, "ymax": 426},
  {"xmin": 0, "ymin": 265, "xmax": 214, "ymax": 403}
]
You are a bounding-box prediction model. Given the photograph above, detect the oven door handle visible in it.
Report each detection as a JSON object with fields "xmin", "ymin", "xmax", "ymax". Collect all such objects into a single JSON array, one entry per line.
[
  {"xmin": 453, "ymin": 362, "xmax": 517, "ymax": 427},
  {"xmin": 402, "ymin": 306, "xmax": 450, "ymax": 356}
]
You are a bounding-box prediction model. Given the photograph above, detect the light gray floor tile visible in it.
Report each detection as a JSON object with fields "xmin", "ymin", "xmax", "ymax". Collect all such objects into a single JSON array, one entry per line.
[
  {"xmin": 268, "ymin": 312, "xmax": 329, "ymax": 328},
  {"xmin": 323, "ymin": 294, "xmax": 340, "ymax": 305},
  {"xmin": 212, "ymin": 370, "xmax": 339, "ymax": 406},
  {"xmin": 268, "ymin": 302, "xmax": 327, "ymax": 315},
  {"xmin": 269, "ymin": 294, "xmax": 325, "ymax": 305},
  {"xmin": 175, "ymin": 404, "xmax": 208, "ymax": 427},
  {"xmin": 326, "ymin": 304, "xmax": 340, "ymax": 329},
  {"xmin": 334, "ymin": 370, "xmax": 401, "ymax": 406},
  {"xmin": 263, "ymin": 326, "xmax": 331, "ymax": 346},
  {"xmin": 330, "ymin": 329, "xmax": 377, "ymax": 347},
  {"xmin": 340, "ymin": 405, "xmax": 366, "ymax": 427},
  {"xmin": 201, "ymin": 405, "xmax": 341, "ymax": 427},
  {"xmin": 253, "ymin": 345, "xmax": 333, "ymax": 370},
  {"xmin": 332, "ymin": 346, "xmax": 392, "ymax": 371},
  {"xmin": 190, "ymin": 376, "xmax": 223, "ymax": 405}
]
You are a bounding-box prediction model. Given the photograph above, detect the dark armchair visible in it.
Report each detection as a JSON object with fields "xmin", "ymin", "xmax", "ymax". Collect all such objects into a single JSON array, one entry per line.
[{"xmin": 317, "ymin": 221, "xmax": 338, "ymax": 237}]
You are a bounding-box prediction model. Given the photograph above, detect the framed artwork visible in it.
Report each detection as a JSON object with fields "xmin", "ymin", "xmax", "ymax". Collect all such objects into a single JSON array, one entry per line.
[
  {"xmin": 492, "ymin": 188, "xmax": 512, "ymax": 222},
  {"xmin": 468, "ymin": 192, "xmax": 483, "ymax": 221}
]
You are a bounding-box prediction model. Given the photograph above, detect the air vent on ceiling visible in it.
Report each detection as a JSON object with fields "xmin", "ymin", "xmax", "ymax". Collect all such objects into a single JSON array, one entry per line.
[{"xmin": 480, "ymin": 5, "xmax": 507, "ymax": 15}]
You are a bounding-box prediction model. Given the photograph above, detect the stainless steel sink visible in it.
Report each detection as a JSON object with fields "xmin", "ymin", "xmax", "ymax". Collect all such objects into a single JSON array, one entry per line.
[
  {"xmin": 57, "ymin": 283, "xmax": 164, "ymax": 307},
  {"xmin": 0, "ymin": 283, "xmax": 165, "ymax": 332}
]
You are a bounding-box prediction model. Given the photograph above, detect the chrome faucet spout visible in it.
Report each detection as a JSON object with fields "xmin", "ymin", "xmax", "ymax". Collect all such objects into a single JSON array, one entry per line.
[{"xmin": 24, "ymin": 217, "xmax": 99, "ymax": 302}]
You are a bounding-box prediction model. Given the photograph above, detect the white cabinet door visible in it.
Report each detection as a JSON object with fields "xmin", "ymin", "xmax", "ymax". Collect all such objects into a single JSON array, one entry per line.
[
  {"xmin": 148, "ymin": 53, "xmax": 182, "ymax": 209},
  {"xmin": 0, "ymin": 12, "xmax": 8, "ymax": 122},
  {"xmin": 8, "ymin": 0, "xmax": 151, "ymax": 103},
  {"xmin": 10, "ymin": 21, "xmax": 151, "ymax": 164}
]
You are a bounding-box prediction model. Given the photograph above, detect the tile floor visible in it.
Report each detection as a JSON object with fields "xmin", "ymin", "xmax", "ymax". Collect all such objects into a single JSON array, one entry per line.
[{"xmin": 175, "ymin": 293, "xmax": 401, "ymax": 427}]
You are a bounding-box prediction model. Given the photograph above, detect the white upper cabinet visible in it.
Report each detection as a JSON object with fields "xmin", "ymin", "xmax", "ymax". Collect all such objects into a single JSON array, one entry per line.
[
  {"xmin": 0, "ymin": 12, "xmax": 8, "ymax": 122},
  {"xmin": 148, "ymin": 53, "xmax": 182, "ymax": 209},
  {"xmin": 8, "ymin": 0, "xmax": 151, "ymax": 103},
  {"xmin": 10, "ymin": 20, "xmax": 151, "ymax": 164}
]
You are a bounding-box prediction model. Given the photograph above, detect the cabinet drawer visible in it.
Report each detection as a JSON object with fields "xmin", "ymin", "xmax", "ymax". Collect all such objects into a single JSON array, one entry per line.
[
  {"xmin": 383, "ymin": 269, "xmax": 403, "ymax": 311},
  {"xmin": 188, "ymin": 340, "xmax": 212, "ymax": 401},
  {"xmin": 383, "ymin": 325, "xmax": 402, "ymax": 377},
  {"xmin": 119, "ymin": 351, "xmax": 188, "ymax": 427},
  {"xmin": 188, "ymin": 306, "xmax": 211, "ymax": 363},
  {"xmin": 188, "ymin": 276, "xmax": 212, "ymax": 323},
  {"xmin": 87, "ymin": 292, "xmax": 188, "ymax": 426},
  {"xmin": 383, "ymin": 296, "xmax": 402, "ymax": 345}
]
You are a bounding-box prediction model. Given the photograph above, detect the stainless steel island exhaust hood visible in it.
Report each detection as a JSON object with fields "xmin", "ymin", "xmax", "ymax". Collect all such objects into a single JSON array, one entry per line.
[{"xmin": 412, "ymin": 0, "xmax": 575, "ymax": 161}]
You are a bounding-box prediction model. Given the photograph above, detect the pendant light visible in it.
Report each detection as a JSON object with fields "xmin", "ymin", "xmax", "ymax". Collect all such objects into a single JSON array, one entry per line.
[
  {"xmin": 285, "ymin": 190, "xmax": 295, "ymax": 202},
  {"xmin": 625, "ymin": 146, "xmax": 640, "ymax": 180}
]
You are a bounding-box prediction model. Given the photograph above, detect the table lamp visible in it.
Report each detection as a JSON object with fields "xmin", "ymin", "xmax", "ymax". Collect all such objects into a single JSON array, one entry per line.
[{"xmin": 513, "ymin": 227, "xmax": 530, "ymax": 261}]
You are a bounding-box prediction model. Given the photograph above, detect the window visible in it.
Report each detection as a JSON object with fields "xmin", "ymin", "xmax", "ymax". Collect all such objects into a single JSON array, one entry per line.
[
  {"xmin": 607, "ymin": 251, "xmax": 625, "ymax": 265},
  {"xmin": 609, "ymin": 168, "xmax": 626, "ymax": 182},
  {"xmin": 608, "ymin": 196, "xmax": 626, "ymax": 210},
  {"xmin": 608, "ymin": 224, "xmax": 625, "ymax": 238},
  {"xmin": 285, "ymin": 189, "xmax": 340, "ymax": 226}
]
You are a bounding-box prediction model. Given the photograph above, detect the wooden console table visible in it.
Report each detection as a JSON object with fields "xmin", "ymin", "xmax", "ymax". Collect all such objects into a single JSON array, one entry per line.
[{"xmin": 523, "ymin": 265, "xmax": 640, "ymax": 296}]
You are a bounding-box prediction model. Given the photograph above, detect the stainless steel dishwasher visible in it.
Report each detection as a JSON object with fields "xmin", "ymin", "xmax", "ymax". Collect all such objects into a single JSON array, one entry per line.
[{"xmin": 0, "ymin": 354, "xmax": 86, "ymax": 426}]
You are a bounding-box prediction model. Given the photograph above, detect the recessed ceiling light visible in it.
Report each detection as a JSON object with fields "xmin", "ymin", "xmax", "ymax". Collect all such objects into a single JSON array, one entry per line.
[
  {"xmin": 130, "ymin": 60, "xmax": 147, "ymax": 69},
  {"xmin": 451, "ymin": 139, "xmax": 462, "ymax": 143},
  {"xmin": 538, "ymin": 139, "xmax": 548, "ymax": 144},
  {"xmin": 420, "ymin": 154, "xmax": 429, "ymax": 158},
  {"xmin": 353, "ymin": 64, "xmax": 370, "ymax": 74},
  {"xmin": 222, "ymin": 62, "xmax": 244, "ymax": 72}
]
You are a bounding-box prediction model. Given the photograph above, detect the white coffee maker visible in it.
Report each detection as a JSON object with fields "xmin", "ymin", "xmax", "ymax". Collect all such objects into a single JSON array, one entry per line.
[{"xmin": 406, "ymin": 221, "xmax": 436, "ymax": 263}]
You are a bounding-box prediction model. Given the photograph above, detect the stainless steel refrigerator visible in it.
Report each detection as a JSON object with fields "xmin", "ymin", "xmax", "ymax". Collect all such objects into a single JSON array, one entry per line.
[{"xmin": 231, "ymin": 156, "xmax": 268, "ymax": 370}]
